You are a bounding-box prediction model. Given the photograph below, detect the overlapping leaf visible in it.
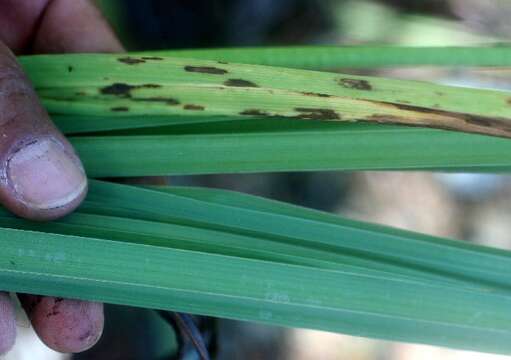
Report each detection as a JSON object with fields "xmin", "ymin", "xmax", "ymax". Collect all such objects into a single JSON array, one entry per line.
[
  {"xmin": 0, "ymin": 47, "xmax": 509, "ymax": 354},
  {"xmin": 2, "ymin": 181, "xmax": 511, "ymax": 353}
]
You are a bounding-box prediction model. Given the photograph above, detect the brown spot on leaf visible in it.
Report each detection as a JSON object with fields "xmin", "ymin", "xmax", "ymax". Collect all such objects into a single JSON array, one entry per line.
[
  {"xmin": 67, "ymin": 66, "xmax": 73, "ymax": 72},
  {"xmin": 295, "ymin": 108, "xmax": 340, "ymax": 120},
  {"xmin": 165, "ymin": 98, "xmax": 180, "ymax": 105},
  {"xmin": 365, "ymin": 115, "xmax": 456, "ymax": 132},
  {"xmin": 184, "ymin": 65, "xmax": 228, "ymax": 75},
  {"xmin": 133, "ymin": 97, "xmax": 180, "ymax": 105},
  {"xmin": 166, "ymin": 98, "xmax": 180, "ymax": 105},
  {"xmin": 390, "ymin": 103, "xmax": 511, "ymax": 132},
  {"xmin": 390, "ymin": 102, "xmax": 429, "ymax": 113},
  {"xmin": 141, "ymin": 56, "xmax": 164, "ymax": 60},
  {"xmin": 118, "ymin": 57, "xmax": 146, "ymax": 65},
  {"xmin": 111, "ymin": 106, "xmax": 129, "ymax": 112},
  {"xmin": 464, "ymin": 115, "xmax": 511, "ymax": 132},
  {"xmin": 141, "ymin": 84, "xmax": 162, "ymax": 88},
  {"xmin": 101, "ymin": 83, "xmax": 136, "ymax": 97},
  {"xmin": 100, "ymin": 83, "xmax": 162, "ymax": 97},
  {"xmin": 224, "ymin": 79, "xmax": 259, "ymax": 87},
  {"xmin": 301, "ymin": 92, "xmax": 332, "ymax": 98},
  {"xmin": 240, "ymin": 109, "xmax": 270, "ymax": 116},
  {"xmin": 368, "ymin": 114, "xmax": 409, "ymax": 124},
  {"xmin": 368, "ymin": 100, "xmax": 511, "ymax": 137},
  {"xmin": 184, "ymin": 104, "xmax": 205, "ymax": 111},
  {"xmin": 339, "ymin": 78, "xmax": 372, "ymax": 91}
]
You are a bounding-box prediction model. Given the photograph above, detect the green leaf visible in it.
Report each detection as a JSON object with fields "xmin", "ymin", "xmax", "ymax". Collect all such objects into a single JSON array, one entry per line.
[
  {"xmin": 2, "ymin": 181, "xmax": 511, "ymax": 354},
  {"xmin": 17, "ymin": 52, "xmax": 511, "ymax": 177},
  {"xmin": 70, "ymin": 121, "xmax": 511, "ymax": 177},
  {"xmin": 7, "ymin": 48, "xmax": 511, "ymax": 355},
  {"xmin": 140, "ymin": 45, "xmax": 511, "ymax": 69},
  {"xmin": 53, "ymin": 114, "xmax": 227, "ymax": 134}
]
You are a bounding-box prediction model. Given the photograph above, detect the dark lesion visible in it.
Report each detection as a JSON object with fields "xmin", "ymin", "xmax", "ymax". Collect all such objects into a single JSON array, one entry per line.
[
  {"xmin": 141, "ymin": 84, "xmax": 162, "ymax": 89},
  {"xmin": 101, "ymin": 83, "xmax": 137, "ymax": 97},
  {"xmin": 118, "ymin": 57, "xmax": 147, "ymax": 65},
  {"xmin": 301, "ymin": 91, "xmax": 332, "ymax": 98},
  {"xmin": 240, "ymin": 109, "xmax": 270, "ymax": 116},
  {"xmin": 224, "ymin": 79, "xmax": 259, "ymax": 87},
  {"xmin": 184, "ymin": 104, "xmax": 205, "ymax": 111},
  {"xmin": 111, "ymin": 106, "xmax": 129, "ymax": 112},
  {"xmin": 184, "ymin": 66, "xmax": 228, "ymax": 75},
  {"xmin": 133, "ymin": 97, "xmax": 180, "ymax": 105},
  {"xmin": 141, "ymin": 56, "xmax": 164, "ymax": 61},
  {"xmin": 388, "ymin": 101, "xmax": 511, "ymax": 132},
  {"xmin": 338, "ymin": 78, "xmax": 372, "ymax": 91},
  {"xmin": 100, "ymin": 83, "xmax": 162, "ymax": 98},
  {"xmin": 463, "ymin": 114, "xmax": 511, "ymax": 132},
  {"xmin": 365, "ymin": 114, "xmax": 458, "ymax": 132},
  {"xmin": 366, "ymin": 98, "xmax": 511, "ymax": 137},
  {"xmin": 294, "ymin": 107, "xmax": 340, "ymax": 120}
]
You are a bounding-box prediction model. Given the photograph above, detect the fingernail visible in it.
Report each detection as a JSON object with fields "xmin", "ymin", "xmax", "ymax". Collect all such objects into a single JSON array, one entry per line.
[{"xmin": 7, "ymin": 138, "xmax": 86, "ymax": 211}]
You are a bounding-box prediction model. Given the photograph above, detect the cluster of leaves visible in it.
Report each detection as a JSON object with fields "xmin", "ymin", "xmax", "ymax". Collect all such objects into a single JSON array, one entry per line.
[{"xmin": 2, "ymin": 46, "xmax": 511, "ymax": 354}]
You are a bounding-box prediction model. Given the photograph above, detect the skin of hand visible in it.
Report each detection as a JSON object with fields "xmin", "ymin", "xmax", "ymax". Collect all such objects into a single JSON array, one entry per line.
[{"xmin": 0, "ymin": 0, "xmax": 123, "ymax": 354}]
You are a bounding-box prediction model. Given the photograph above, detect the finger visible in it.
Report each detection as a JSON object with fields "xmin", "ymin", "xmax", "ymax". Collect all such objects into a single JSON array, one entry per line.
[
  {"xmin": 0, "ymin": 42, "xmax": 87, "ymax": 220},
  {"xmin": 0, "ymin": 0, "xmax": 48, "ymax": 53},
  {"xmin": 0, "ymin": 0, "xmax": 117, "ymax": 353},
  {"xmin": 17, "ymin": 0, "xmax": 118, "ymax": 353},
  {"xmin": 29, "ymin": 0, "xmax": 121, "ymax": 352},
  {"xmin": 0, "ymin": 0, "xmax": 123, "ymax": 54},
  {"xmin": 18, "ymin": 295, "xmax": 104, "ymax": 353},
  {"xmin": 33, "ymin": 0, "xmax": 124, "ymax": 53},
  {"xmin": 0, "ymin": 292, "xmax": 16, "ymax": 355}
]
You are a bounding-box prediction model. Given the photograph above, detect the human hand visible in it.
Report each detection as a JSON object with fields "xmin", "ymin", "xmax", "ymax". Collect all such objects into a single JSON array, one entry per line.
[{"xmin": 0, "ymin": 0, "xmax": 123, "ymax": 354}]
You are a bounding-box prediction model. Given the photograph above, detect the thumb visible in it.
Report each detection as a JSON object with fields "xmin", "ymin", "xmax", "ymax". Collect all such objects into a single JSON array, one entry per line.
[{"xmin": 0, "ymin": 41, "xmax": 86, "ymax": 221}]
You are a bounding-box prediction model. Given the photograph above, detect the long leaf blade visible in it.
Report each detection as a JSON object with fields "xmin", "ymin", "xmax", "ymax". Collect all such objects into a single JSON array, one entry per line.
[
  {"xmin": 20, "ymin": 54, "xmax": 511, "ymax": 138},
  {"xmin": 140, "ymin": 46, "xmax": 511, "ymax": 69}
]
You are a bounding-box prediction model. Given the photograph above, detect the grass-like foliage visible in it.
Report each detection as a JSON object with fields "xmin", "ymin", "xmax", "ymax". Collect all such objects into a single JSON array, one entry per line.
[{"xmin": 2, "ymin": 46, "xmax": 510, "ymax": 353}]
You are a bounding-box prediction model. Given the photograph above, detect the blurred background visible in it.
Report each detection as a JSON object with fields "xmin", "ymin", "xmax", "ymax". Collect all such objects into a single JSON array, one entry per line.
[{"xmin": 4, "ymin": 0, "xmax": 511, "ymax": 359}]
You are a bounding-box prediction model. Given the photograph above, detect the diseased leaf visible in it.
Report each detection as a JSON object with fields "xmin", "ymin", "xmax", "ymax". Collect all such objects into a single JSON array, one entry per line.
[{"xmin": 20, "ymin": 53, "xmax": 511, "ymax": 138}]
